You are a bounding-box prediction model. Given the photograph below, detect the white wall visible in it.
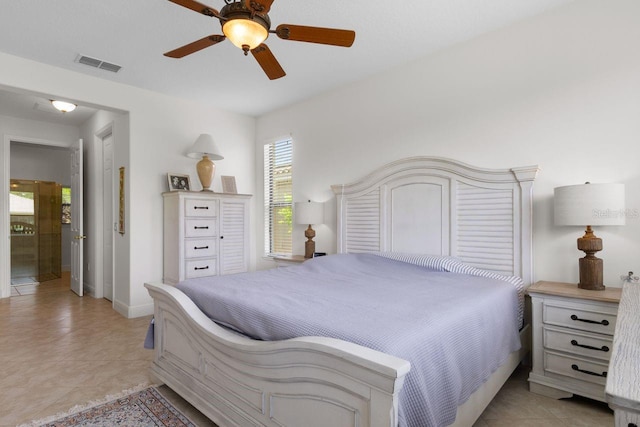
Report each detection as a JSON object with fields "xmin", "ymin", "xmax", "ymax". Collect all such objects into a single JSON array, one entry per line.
[
  {"xmin": 256, "ymin": 0, "xmax": 640, "ymax": 286},
  {"xmin": 0, "ymin": 52, "xmax": 257, "ymax": 316}
]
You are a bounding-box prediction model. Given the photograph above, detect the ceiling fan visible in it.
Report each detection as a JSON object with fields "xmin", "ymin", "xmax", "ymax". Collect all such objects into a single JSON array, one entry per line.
[{"xmin": 164, "ymin": 0, "xmax": 356, "ymax": 80}]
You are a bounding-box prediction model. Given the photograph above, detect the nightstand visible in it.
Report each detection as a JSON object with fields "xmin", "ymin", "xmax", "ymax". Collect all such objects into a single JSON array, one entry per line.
[
  {"xmin": 273, "ymin": 255, "xmax": 306, "ymax": 267},
  {"xmin": 528, "ymin": 281, "xmax": 622, "ymax": 402}
]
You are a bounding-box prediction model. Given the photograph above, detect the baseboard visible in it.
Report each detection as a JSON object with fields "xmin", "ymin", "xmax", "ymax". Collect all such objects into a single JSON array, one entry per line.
[
  {"xmin": 113, "ymin": 299, "xmax": 154, "ymax": 319},
  {"xmin": 83, "ymin": 281, "xmax": 95, "ymax": 296}
]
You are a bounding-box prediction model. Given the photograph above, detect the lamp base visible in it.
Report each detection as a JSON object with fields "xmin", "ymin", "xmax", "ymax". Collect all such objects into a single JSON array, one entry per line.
[
  {"xmin": 196, "ymin": 155, "xmax": 216, "ymax": 192},
  {"xmin": 578, "ymin": 256, "xmax": 605, "ymax": 290},
  {"xmin": 576, "ymin": 226, "xmax": 605, "ymax": 291},
  {"xmin": 304, "ymin": 225, "xmax": 316, "ymax": 259}
]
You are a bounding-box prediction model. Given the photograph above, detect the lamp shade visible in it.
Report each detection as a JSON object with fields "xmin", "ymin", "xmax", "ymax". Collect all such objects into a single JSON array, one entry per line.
[
  {"xmin": 554, "ymin": 183, "xmax": 625, "ymax": 226},
  {"xmin": 295, "ymin": 201, "xmax": 324, "ymax": 225},
  {"xmin": 223, "ymin": 19, "xmax": 268, "ymax": 51},
  {"xmin": 186, "ymin": 134, "xmax": 224, "ymax": 160}
]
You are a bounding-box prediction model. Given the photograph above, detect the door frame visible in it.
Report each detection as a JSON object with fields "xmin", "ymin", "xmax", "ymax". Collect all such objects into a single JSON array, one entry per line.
[
  {"xmin": 0, "ymin": 135, "xmax": 71, "ymax": 298},
  {"xmin": 93, "ymin": 123, "xmax": 115, "ymax": 301}
]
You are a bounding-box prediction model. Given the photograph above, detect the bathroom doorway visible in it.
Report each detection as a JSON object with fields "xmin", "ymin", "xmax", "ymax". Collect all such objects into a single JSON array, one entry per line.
[{"xmin": 10, "ymin": 179, "xmax": 62, "ymax": 290}]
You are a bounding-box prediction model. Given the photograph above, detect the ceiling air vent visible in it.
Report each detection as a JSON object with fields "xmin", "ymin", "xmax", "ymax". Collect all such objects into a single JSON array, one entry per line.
[{"xmin": 75, "ymin": 54, "xmax": 122, "ymax": 73}]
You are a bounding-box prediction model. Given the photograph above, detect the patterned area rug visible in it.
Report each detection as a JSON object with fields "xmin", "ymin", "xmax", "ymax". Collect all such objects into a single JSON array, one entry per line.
[{"xmin": 22, "ymin": 387, "xmax": 196, "ymax": 427}]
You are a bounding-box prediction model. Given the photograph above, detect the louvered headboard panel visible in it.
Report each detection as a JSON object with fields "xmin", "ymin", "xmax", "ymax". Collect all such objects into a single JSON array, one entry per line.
[
  {"xmin": 343, "ymin": 188, "xmax": 381, "ymax": 253},
  {"xmin": 332, "ymin": 157, "xmax": 539, "ymax": 285}
]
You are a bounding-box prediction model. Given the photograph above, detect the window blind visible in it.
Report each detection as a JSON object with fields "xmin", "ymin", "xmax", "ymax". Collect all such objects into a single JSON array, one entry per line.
[{"xmin": 264, "ymin": 138, "xmax": 293, "ymax": 256}]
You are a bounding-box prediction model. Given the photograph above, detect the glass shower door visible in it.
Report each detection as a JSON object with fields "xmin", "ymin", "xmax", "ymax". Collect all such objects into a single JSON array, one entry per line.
[{"xmin": 10, "ymin": 179, "xmax": 62, "ymax": 283}]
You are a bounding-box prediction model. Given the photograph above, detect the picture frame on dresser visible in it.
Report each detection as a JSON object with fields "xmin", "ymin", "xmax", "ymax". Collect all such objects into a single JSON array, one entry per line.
[
  {"xmin": 221, "ymin": 175, "xmax": 237, "ymax": 194},
  {"xmin": 167, "ymin": 173, "xmax": 191, "ymax": 191}
]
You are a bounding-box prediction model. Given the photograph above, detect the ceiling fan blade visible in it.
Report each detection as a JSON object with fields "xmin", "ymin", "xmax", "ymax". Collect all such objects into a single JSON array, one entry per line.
[
  {"xmin": 168, "ymin": 0, "xmax": 219, "ymax": 17},
  {"xmin": 251, "ymin": 44, "xmax": 286, "ymax": 80},
  {"xmin": 164, "ymin": 35, "xmax": 225, "ymax": 58},
  {"xmin": 276, "ymin": 24, "xmax": 355, "ymax": 47},
  {"xmin": 245, "ymin": 0, "xmax": 274, "ymax": 14}
]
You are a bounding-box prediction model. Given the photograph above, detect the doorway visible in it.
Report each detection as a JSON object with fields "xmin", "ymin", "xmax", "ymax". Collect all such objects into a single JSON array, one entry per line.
[
  {"xmin": 10, "ymin": 179, "xmax": 62, "ymax": 289},
  {"xmin": 0, "ymin": 90, "xmax": 126, "ymax": 304}
]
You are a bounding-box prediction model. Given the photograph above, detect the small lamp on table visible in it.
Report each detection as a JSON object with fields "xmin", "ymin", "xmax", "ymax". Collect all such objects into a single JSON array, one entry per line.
[
  {"xmin": 186, "ymin": 134, "xmax": 224, "ymax": 192},
  {"xmin": 295, "ymin": 200, "xmax": 324, "ymax": 259},
  {"xmin": 554, "ymin": 182, "xmax": 625, "ymax": 290}
]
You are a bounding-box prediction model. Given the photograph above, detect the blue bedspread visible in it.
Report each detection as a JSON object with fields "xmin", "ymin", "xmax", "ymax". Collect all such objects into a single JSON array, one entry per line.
[{"xmin": 177, "ymin": 253, "xmax": 522, "ymax": 427}]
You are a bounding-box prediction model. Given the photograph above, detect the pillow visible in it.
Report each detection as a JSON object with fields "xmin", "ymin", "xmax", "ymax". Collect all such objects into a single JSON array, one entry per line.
[{"xmin": 374, "ymin": 252, "xmax": 463, "ymax": 272}]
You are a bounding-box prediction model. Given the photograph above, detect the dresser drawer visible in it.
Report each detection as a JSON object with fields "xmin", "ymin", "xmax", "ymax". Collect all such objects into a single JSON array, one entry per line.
[
  {"xmin": 543, "ymin": 326, "xmax": 612, "ymax": 361},
  {"xmin": 544, "ymin": 303, "xmax": 617, "ymax": 335},
  {"xmin": 544, "ymin": 351, "xmax": 609, "ymax": 385},
  {"xmin": 185, "ymin": 219, "xmax": 217, "ymax": 237},
  {"xmin": 185, "ymin": 238, "xmax": 217, "ymax": 259},
  {"xmin": 185, "ymin": 198, "xmax": 218, "ymax": 217},
  {"xmin": 185, "ymin": 258, "xmax": 217, "ymax": 278}
]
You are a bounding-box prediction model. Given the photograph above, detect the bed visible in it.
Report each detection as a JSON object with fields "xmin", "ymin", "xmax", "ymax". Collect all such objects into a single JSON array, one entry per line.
[{"xmin": 145, "ymin": 156, "xmax": 539, "ymax": 427}]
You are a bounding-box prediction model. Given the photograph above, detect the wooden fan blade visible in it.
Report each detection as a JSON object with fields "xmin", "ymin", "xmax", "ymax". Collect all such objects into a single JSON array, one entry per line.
[
  {"xmin": 245, "ymin": 0, "xmax": 274, "ymax": 14},
  {"xmin": 164, "ymin": 35, "xmax": 225, "ymax": 58},
  {"xmin": 276, "ymin": 24, "xmax": 355, "ymax": 47},
  {"xmin": 168, "ymin": 0, "xmax": 219, "ymax": 17},
  {"xmin": 251, "ymin": 44, "xmax": 286, "ymax": 80}
]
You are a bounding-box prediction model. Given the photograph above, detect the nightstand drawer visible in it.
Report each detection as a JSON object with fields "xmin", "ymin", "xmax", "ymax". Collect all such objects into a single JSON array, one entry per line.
[
  {"xmin": 185, "ymin": 258, "xmax": 217, "ymax": 278},
  {"xmin": 544, "ymin": 303, "xmax": 617, "ymax": 335},
  {"xmin": 185, "ymin": 198, "xmax": 218, "ymax": 217},
  {"xmin": 544, "ymin": 326, "xmax": 612, "ymax": 361},
  {"xmin": 185, "ymin": 238, "xmax": 217, "ymax": 258},
  {"xmin": 545, "ymin": 352, "xmax": 609, "ymax": 386},
  {"xmin": 185, "ymin": 219, "xmax": 217, "ymax": 237}
]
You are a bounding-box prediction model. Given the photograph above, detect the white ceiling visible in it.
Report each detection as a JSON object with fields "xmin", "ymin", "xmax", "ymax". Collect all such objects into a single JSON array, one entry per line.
[{"xmin": 0, "ymin": 0, "xmax": 574, "ymax": 120}]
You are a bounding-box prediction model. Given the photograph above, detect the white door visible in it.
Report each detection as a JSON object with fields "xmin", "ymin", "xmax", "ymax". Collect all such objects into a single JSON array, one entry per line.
[
  {"xmin": 102, "ymin": 133, "xmax": 114, "ymax": 301},
  {"xmin": 70, "ymin": 139, "xmax": 84, "ymax": 296}
]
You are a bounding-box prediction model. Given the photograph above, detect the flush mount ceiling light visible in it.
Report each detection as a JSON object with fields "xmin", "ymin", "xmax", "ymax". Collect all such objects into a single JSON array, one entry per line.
[{"xmin": 51, "ymin": 100, "xmax": 77, "ymax": 113}]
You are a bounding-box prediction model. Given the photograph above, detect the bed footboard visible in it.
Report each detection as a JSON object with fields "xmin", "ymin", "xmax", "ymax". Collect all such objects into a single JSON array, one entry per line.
[{"xmin": 145, "ymin": 282, "xmax": 411, "ymax": 427}]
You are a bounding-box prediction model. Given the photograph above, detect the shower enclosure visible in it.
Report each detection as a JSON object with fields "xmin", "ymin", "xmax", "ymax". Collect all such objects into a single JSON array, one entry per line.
[{"xmin": 10, "ymin": 179, "xmax": 62, "ymax": 283}]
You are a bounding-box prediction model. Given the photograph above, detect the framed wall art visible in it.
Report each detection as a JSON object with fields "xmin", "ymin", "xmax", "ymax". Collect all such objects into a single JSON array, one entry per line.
[{"xmin": 119, "ymin": 167, "xmax": 125, "ymax": 235}]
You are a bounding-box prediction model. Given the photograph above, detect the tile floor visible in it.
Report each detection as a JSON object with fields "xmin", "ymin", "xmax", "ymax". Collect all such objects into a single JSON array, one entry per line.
[{"xmin": 0, "ymin": 273, "xmax": 613, "ymax": 426}]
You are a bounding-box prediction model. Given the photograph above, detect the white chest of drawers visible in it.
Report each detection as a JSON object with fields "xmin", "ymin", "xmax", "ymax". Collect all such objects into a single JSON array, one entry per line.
[
  {"xmin": 528, "ymin": 281, "xmax": 622, "ymax": 402},
  {"xmin": 163, "ymin": 191, "xmax": 251, "ymax": 285}
]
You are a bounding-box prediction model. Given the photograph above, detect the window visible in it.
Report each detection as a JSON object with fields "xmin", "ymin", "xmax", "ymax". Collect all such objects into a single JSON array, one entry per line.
[
  {"xmin": 264, "ymin": 138, "xmax": 292, "ymax": 256},
  {"xmin": 61, "ymin": 187, "xmax": 71, "ymax": 224}
]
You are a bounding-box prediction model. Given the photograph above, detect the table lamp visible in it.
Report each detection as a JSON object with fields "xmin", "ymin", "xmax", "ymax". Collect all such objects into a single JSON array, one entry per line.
[
  {"xmin": 295, "ymin": 200, "xmax": 324, "ymax": 258},
  {"xmin": 186, "ymin": 134, "xmax": 224, "ymax": 192},
  {"xmin": 554, "ymin": 182, "xmax": 625, "ymax": 290}
]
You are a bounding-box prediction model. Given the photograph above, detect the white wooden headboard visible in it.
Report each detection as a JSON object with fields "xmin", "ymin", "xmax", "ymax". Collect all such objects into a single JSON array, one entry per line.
[{"xmin": 331, "ymin": 157, "xmax": 539, "ymax": 285}]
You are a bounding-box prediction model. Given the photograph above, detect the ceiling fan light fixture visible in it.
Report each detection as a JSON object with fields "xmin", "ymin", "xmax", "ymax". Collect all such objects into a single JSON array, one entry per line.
[
  {"xmin": 223, "ymin": 18, "xmax": 269, "ymax": 53},
  {"xmin": 51, "ymin": 100, "xmax": 77, "ymax": 113}
]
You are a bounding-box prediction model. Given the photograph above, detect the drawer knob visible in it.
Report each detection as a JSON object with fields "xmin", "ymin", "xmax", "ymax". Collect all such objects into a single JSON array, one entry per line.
[
  {"xmin": 570, "ymin": 314, "xmax": 609, "ymax": 326},
  {"xmin": 194, "ymin": 226, "xmax": 209, "ymax": 230},
  {"xmin": 570, "ymin": 339, "xmax": 610, "ymax": 353},
  {"xmin": 571, "ymin": 364, "xmax": 607, "ymax": 378},
  {"xmin": 193, "ymin": 206, "xmax": 209, "ymax": 210},
  {"xmin": 194, "ymin": 266, "xmax": 209, "ymax": 271},
  {"xmin": 194, "ymin": 246, "xmax": 209, "ymax": 250}
]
